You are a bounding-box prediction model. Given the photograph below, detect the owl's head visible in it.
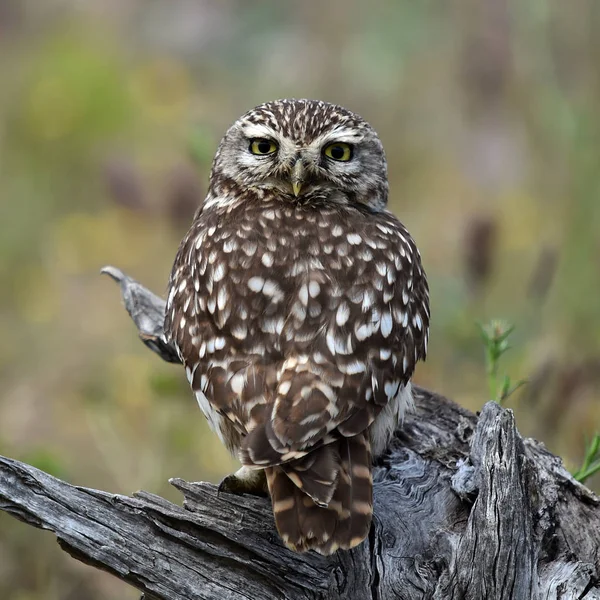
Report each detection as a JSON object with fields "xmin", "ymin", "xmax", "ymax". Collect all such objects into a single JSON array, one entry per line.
[{"xmin": 207, "ymin": 99, "xmax": 389, "ymax": 211}]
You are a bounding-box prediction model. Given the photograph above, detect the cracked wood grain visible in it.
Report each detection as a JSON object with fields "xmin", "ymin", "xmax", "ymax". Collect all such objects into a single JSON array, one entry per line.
[{"xmin": 0, "ymin": 269, "xmax": 598, "ymax": 600}]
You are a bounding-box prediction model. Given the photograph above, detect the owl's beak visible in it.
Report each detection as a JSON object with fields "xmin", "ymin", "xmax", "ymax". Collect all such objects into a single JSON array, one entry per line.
[{"xmin": 291, "ymin": 160, "xmax": 305, "ymax": 197}]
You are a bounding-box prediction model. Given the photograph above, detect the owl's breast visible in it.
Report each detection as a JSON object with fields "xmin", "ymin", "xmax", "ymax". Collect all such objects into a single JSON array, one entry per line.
[
  {"xmin": 165, "ymin": 196, "xmax": 429, "ymax": 455},
  {"xmin": 174, "ymin": 201, "xmax": 359, "ymax": 353},
  {"xmin": 168, "ymin": 197, "xmax": 427, "ymax": 362}
]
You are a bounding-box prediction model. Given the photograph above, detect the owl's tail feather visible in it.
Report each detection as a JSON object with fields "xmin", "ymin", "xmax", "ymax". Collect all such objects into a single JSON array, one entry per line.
[{"xmin": 266, "ymin": 433, "xmax": 373, "ymax": 555}]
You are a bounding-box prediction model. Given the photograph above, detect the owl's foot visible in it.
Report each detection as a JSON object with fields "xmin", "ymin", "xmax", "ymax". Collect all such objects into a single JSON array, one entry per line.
[{"xmin": 218, "ymin": 466, "xmax": 268, "ymax": 496}]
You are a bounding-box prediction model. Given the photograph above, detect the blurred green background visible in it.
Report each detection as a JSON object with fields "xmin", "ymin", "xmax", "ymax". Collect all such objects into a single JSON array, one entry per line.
[{"xmin": 1, "ymin": 1, "xmax": 599, "ymax": 598}]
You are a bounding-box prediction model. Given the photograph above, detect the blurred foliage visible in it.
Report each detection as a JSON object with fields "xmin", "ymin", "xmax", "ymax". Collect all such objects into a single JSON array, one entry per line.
[{"xmin": 0, "ymin": 1, "xmax": 599, "ymax": 598}]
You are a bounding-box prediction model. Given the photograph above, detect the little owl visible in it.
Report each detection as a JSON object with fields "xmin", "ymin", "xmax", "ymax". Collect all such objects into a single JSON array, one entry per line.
[{"xmin": 164, "ymin": 99, "xmax": 429, "ymax": 555}]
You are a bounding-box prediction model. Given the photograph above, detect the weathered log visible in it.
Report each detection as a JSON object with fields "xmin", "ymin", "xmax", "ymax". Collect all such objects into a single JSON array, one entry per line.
[{"xmin": 0, "ymin": 268, "xmax": 598, "ymax": 600}]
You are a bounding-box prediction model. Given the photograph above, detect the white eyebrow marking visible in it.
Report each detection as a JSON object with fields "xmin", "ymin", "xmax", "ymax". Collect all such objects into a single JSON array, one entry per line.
[
  {"xmin": 314, "ymin": 127, "xmax": 365, "ymax": 146},
  {"xmin": 240, "ymin": 123, "xmax": 278, "ymax": 139}
]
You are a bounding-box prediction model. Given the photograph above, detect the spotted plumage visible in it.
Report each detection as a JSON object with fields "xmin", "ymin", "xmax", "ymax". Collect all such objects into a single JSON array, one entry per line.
[{"xmin": 165, "ymin": 99, "xmax": 429, "ymax": 555}]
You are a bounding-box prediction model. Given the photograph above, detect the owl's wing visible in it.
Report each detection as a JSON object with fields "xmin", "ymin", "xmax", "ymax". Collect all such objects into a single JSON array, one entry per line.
[{"xmin": 243, "ymin": 212, "xmax": 428, "ymax": 554}]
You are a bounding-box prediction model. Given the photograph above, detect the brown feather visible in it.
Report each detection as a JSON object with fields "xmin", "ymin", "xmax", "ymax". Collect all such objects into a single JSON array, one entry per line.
[{"xmin": 266, "ymin": 433, "xmax": 373, "ymax": 555}]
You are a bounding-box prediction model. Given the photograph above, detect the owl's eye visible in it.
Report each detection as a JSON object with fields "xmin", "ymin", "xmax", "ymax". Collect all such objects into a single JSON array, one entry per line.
[
  {"xmin": 323, "ymin": 142, "xmax": 353, "ymax": 162},
  {"xmin": 249, "ymin": 138, "xmax": 278, "ymax": 155}
]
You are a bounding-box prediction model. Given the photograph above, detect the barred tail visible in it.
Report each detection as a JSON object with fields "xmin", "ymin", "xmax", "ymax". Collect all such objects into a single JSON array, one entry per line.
[{"xmin": 266, "ymin": 432, "xmax": 373, "ymax": 555}]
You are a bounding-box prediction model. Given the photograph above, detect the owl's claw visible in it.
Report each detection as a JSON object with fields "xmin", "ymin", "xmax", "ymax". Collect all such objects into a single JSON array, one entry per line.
[
  {"xmin": 218, "ymin": 467, "xmax": 268, "ymax": 496},
  {"xmin": 217, "ymin": 474, "xmax": 247, "ymax": 495}
]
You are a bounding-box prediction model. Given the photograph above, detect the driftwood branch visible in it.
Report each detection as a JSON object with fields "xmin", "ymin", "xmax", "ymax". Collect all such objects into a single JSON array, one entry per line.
[{"xmin": 0, "ymin": 268, "xmax": 598, "ymax": 600}]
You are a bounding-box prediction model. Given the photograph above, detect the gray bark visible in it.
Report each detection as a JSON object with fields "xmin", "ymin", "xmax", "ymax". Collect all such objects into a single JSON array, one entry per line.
[{"xmin": 0, "ymin": 268, "xmax": 598, "ymax": 600}]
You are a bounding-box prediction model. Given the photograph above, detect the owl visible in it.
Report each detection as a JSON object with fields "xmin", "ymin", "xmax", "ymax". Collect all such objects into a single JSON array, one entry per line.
[{"xmin": 164, "ymin": 99, "xmax": 429, "ymax": 555}]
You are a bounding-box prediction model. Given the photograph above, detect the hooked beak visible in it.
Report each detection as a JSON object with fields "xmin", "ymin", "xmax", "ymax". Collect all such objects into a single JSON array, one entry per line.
[{"xmin": 291, "ymin": 159, "xmax": 305, "ymax": 197}]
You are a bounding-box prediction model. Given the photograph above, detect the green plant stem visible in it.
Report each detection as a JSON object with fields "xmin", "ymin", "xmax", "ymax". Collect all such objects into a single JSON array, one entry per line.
[{"xmin": 573, "ymin": 434, "xmax": 600, "ymax": 484}]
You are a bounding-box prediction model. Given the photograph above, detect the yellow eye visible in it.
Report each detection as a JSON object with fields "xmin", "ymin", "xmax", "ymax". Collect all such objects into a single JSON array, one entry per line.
[
  {"xmin": 250, "ymin": 138, "xmax": 278, "ymax": 155},
  {"xmin": 324, "ymin": 142, "xmax": 353, "ymax": 162}
]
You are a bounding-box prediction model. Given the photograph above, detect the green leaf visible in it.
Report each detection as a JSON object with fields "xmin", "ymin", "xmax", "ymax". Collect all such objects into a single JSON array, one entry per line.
[{"xmin": 573, "ymin": 433, "xmax": 600, "ymax": 484}]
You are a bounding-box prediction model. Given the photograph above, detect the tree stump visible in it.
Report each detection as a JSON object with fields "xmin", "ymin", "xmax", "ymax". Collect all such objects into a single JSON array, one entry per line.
[{"xmin": 0, "ymin": 268, "xmax": 598, "ymax": 600}]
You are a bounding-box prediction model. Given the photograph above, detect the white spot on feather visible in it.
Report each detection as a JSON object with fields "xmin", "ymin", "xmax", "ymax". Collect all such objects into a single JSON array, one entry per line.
[
  {"xmin": 299, "ymin": 283, "xmax": 309, "ymax": 306},
  {"xmin": 242, "ymin": 241, "xmax": 258, "ymax": 256},
  {"xmin": 384, "ymin": 380, "xmax": 399, "ymax": 399},
  {"xmin": 207, "ymin": 297, "xmax": 216, "ymax": 314},
  {"xmin": 336, "ymin": 302, "xmax": 350, "ymax": 326},
  {"xmin": 263, "ymin": 280, "xmax": 284, "ymax": 302},
  {"xmin": 342, "ymin": 359, "xmax": 366, "ymax": 374},
  {"xmin": 381, "ymin": 312, "xmax": 393, "ymax": 338},
  {"xmin": 248, "ymin": 276, "xmax": 264, "ymax": 292},
  {"xmin": 292, "ymin": 301, "xmax": 306, "ymax": 321},
  {"xmin": 217, "ymin": 286, "xmax": 228, "ymax": 311},
  {"xmin": 299, "ymin": 413, "xmax": 322, "ymax": 426},
  {"xmin": 278, "ymin": 380, "xmax": 292, "ymax": 395},
  {"xmin": 326, "ymin": 332, "xmax": 336, "ymax": 355},
  {"xmin": 168, "ymin": 286, "xmax": 176, "ymax": 306},
  {"xmin": 362, "ymin": 290, "xmax": 374, "ymax": 312},
  {"xmin": 355, "ymin": 323, "xmax": 373, "ymax": 341},
  {"xmin": 213, "ymin": 263, "xmax": 226, "ymax": 282},
  {"xmin": 414, "ymin": 313, "xmax": 423, "ymax": 331},
  {"xmin": 231, "ymin": 323, "xmax": 247, "ymax": 340},
  {"xmin": 223, "ymin": 239, "xmax": 237, "ymax": 253},
  {"xmin": 230, "ymin": 373, "xmax": 245, "ymax": 395}
]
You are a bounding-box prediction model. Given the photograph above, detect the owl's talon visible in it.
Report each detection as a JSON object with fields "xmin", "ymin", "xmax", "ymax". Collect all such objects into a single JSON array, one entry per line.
[
  {"xmin": 218, "ymin": 474, "xmax": 243, "ymax": 494},
  {"xmin": 218, "ymin": 467, "xmax": 267, "ymax": 496}
]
